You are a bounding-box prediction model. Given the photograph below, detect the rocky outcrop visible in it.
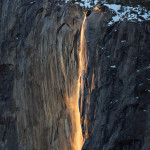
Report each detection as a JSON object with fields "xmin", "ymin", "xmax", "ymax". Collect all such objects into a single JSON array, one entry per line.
[
  {"xmin": 0, "ymin": 1, "xmax": 83, "ymax": 150},
  {"xmin": 80, "ymin": 5, "xmax": 150, "ymax": 150}
]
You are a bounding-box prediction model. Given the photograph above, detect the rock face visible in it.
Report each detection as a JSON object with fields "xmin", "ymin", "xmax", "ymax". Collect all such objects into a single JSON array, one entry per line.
[
  {"xmin": 0, "ymin": 0, "xmax": 83, "ymax": 150},
  {"xmin": 80, "ymin": 6, "xmax": 150, "ymax": 150},
  {"xmin": 1, "ymin": 0, "xmax": 150, "ymax": 150}
]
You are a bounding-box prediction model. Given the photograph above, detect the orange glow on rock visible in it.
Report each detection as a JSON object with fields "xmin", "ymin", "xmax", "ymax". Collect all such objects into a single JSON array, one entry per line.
[
  {"xmin": 79, "ymin": 14, "xmax": 87, "ymax": 121},
  {"xmin": 94, "ymin": 6, "xmax": 100, "ymax": 11},
  {"xmin": 66, "ymin": 89, "xmax": 83, "ymax": 150},
  {"xmin": 66, "ymin": 15, "xmax": 87, "ymax": 150}
]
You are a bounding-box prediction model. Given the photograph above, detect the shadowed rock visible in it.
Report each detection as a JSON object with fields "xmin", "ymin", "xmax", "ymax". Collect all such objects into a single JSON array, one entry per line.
[
  {"xmin": 0, "ymin": 0, "xmax": 150, "ymax": 150},
  {"xmin": 0, "ymin": 0, "xmax": 83, "ymax": 150},
  {"xmin": 81, "ymin": 5, "xmax": 150, "ymax": 150}
]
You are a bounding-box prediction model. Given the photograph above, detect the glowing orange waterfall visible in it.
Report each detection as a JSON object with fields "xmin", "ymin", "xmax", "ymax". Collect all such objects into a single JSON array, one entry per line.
[
  {"xmin": 67, "ymin": 90, "xmax": 83, "ymax": 150},
  {"xmin": 70, "ymin": 83, "xmax": 83, "ymax": 150},
  {"xmin": 79, "ymin": 14, "xmax": 87, "ymax": 122},
  {"xmin": 66, "ymin": 81, "xmax": 83, "ymax": 150},
  {"xmin": 71, "ymin": 15, "xmax": 88, "ymax": 150},
  {"xmin": 66, "ymin": 15, "xmax": 87, "ymax": 150}
]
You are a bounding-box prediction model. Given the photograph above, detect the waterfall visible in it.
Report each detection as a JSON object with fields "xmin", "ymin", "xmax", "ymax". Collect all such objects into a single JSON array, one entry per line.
[{"xmin": 71, "ymin": 15, "xmax": 87, "ymax": 150}]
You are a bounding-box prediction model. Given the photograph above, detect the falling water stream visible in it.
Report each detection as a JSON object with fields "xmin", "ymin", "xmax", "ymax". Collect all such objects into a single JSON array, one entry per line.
[
  {"xmin": 64, "ymin": 1, "xmax": 150, "ymax": 149},
  {"xmin": 72, "ymin": 15, "xmax": 87, "ymax": 150},
  {"xmin": 79, "ymin": 13, "xmax": 88, "ymax": 119},
  {"xmin": 66, "ymin": 15, "xmax": 87, "ymax": 150}
]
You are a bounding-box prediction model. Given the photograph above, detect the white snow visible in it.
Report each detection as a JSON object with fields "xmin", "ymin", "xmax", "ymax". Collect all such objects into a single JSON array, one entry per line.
[
  {"xmin": 139, "ymin": 83, "xmax": 143, "ymax": 86},
  {"xmin": 110, "ymin": 65, "xmax": 116, "ymax": 68},
  {"xmin": 121, "ymin": 40, "xmax": 126, "ymax": 43},
  {"xmin": 107, "ymin": 4, "xmax": 150, "ymax": 25},
  {"xmin": 147, "ymin": 65, "xmax": 150, "ymax": 69},
  {"xmin": 110, "ymin": 100, "xmax": 118, "ymax": 103},
  {"xmin": 30, "ymin": 1, "xmax": 35, "ymax": 4},
  {"xmin": 105, "ymin": 4, "xmax": 121, "ymax": 12},
  {"xmin": 65, "ymin": 0, "xmax": 98, "ymax": 7},
  {"xmin": 65, "ymin": 0, "xmax": 70, "ymax": 3},
  {"xmin": 65, "ymin": 1, "xmax": 150, "ymax": 23}
]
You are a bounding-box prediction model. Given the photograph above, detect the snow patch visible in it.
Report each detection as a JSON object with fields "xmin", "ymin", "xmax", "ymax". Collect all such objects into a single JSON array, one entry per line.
[
  {"xmin": 65, "ymin": 1, "xmax": 150, "ymax": 23},
  {"xmin": 147, "ymin": 65, "xmax": 150, "ymax": 69},
  {"xmin": 107, "ymin": 4, "xmax": 150, "ymax": 25},
  {"xmin": 65, "ymin": 0, "xmax": 98, "ymax": 7},
  {"xmin": 139, "ymin": 83, "xmax": 143, "ymax": 86},
  {"xmin": 30, "ymin": 1, "xmax": 35, "ymax": 4},
  {"xmin": 110, "ymin": 65, "xmax": 116, "ymax": 69},
  {"xmin": 114, "ymin": 99, "xmax": 118, "ymax": 102},
  {"xmin": 121, "ymin": 40, "xmax": 126, "ymax": 43}
]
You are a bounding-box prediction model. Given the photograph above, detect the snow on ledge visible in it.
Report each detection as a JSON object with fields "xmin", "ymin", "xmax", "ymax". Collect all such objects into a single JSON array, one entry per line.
[
  {"xmin": 106, "ymin": 4, "xmax": 150, "ymax": 25},
  {"xmin": 65, "ymin": 0, "xmax": 150, "ymax": 24}
]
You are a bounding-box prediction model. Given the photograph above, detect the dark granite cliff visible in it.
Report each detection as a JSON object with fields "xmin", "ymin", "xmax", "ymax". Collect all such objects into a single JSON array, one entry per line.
[
  {"xmin": 0, "ymin": 0, "xmax": 83, "ymax": 149},
  {"xmin": 0, "ymin": 0, "xmax": 150, "ymax": 150},
  {"xmin": 81, "ymin": 5, "xmax": 150, "ymax": 150}
]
